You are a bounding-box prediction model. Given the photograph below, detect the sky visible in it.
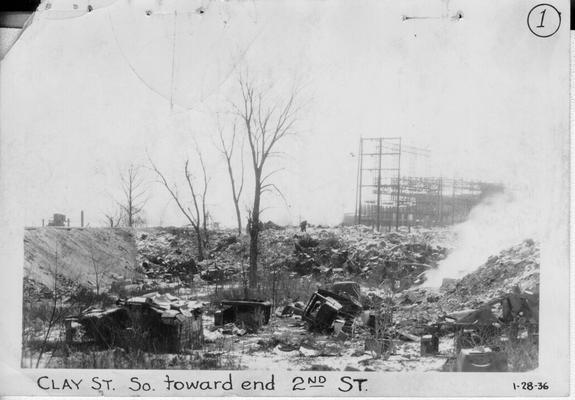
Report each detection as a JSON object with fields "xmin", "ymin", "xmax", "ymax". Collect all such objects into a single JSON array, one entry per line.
[{"xmin": 0, "ymin": 0, "xmax": 569, "ymax": 229}]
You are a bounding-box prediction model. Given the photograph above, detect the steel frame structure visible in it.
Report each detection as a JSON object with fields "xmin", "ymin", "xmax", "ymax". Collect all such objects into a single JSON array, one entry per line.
[{"xmin": 354, "ymin": 138, "xmax": 503, "ymax": 230}]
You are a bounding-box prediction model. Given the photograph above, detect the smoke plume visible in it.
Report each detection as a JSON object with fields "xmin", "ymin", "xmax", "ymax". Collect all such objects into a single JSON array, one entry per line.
[{"xmin": 424, "ymin": 189, "xmax": 541, "ymax": 287}]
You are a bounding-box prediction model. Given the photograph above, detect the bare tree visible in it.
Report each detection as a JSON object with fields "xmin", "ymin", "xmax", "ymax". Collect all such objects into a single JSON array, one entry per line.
[
  {"xmin": 119, "ymin": 164, "xmax": 147, "ymax": 227},
  {"xmin": 218, "ymin": 121, "xmax": 245, "ymax": 235},
  {"xmin": 103, "ymin": 208, "xmax": 123, "ymax": 228},
  {"xmin": 149, "ymin": 151, "xmax": 210, "ymax": 260},
  {"xmin": 233, "ymin": 76, "xmax": 299, "ymax": 289},
  {"xmin": 87, "ymin": 245, "xmax": 115, "ymax": 296}
]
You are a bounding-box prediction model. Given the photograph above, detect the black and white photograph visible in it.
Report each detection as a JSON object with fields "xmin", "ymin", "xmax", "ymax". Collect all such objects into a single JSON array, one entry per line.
[{"xmin": 0, "ymin": 0, "xmax": 571, "ymax": 396}]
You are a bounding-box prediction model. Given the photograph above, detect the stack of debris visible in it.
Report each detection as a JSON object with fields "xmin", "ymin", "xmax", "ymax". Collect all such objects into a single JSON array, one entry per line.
[
  {"xmin": 287, "ymin": 227, "xmax": 449, "ymax": 289},
  {"xmin": 438, "ymin": 239, "xmax": 540, "ymax": 310},
  {"xmin": 134, "ymin": 226, "xmax": 451, "ymax": 292},
  {"xmin": 137, "ymin": 229, "xmax": 198, "ymax": 278},
  {"xmin": 391, "ymin": 239, "xmax": 540, "ymax": 327},
  {"xmin": 66, "ymin": 292, "xmax": 204, "ymax": 353}
]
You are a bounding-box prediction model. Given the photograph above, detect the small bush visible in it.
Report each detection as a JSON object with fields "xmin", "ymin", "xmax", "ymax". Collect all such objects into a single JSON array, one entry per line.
[{"xmin": 503, "ymin": 338, "xmax": 538, "ymax": 372}]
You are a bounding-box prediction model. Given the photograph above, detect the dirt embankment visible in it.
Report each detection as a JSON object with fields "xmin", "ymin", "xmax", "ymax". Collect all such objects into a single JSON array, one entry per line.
[{"xmin": 24, "ymin": 227, "xmax": 140, "ymax": 296}]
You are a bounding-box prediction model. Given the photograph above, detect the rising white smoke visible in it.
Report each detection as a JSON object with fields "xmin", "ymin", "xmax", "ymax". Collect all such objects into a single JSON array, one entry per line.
[{"xmin": 424, "ymin": 189, "xmax": 541, "ymax": 288}]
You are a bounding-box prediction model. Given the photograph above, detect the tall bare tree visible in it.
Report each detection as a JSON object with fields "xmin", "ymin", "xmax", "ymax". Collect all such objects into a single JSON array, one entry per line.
[
  {"xmin": 218, "ymin": 121, "xmax": 245, "ymax": 235},
  {"xmin": 149, "ymin": 152, "xmax": 210, "ymax": 260},
  {"xmin": 119, "ymin": 164, "xmax": 147, "ymax": 227},
  {"xmin": 234, "ymin": 76, "xmax": 299, "ymax": 288}
]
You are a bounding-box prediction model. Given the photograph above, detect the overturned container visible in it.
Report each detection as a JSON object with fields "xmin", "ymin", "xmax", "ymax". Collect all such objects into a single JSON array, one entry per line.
[
  {"xmin": 303, "ymin": 285, "xmax": 363, "ymax": 334},
  {"xmin": 214, "ymin": 299, "xmax": 272, "ymax": 332}
]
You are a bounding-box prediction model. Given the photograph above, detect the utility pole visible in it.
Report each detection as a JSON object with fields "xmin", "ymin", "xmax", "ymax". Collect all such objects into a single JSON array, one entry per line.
[
  {"xmin": 355, "ymin": 138, "xmax": 364, "ymax": 225},
  {"xmin": 395, "ymin": 138, "xmax": 401, "ymax": 231},
  {"xmin": 376, "ymin": 138, "xmax": 383, "ymax": 231},
  {"xmin": 355, "ymin": 137, "xmax": 403, "ymax": 230}
]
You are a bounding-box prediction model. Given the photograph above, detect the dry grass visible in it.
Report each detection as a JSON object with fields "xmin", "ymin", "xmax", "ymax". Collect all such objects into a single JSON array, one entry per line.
[
  {"xmin": 24, "ymin": 337, "xmax": 244, "ymax": 370},
  {"xmin": 502, "ymin": 338, "xmax": 538, "ymax": 372}
]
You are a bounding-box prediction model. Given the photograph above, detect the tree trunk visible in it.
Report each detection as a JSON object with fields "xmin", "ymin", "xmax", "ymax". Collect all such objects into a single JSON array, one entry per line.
[
  {"xmin": 249, "ymin": 176, "xmax": 261, "ymax": 289},
  {"xmin": 195, "ymin": 226, "xmax": 204, "ymax": 261},
  {"xmin": 234, "ymin": 199, "xmax": 242, "ymax": 236},
  {"xmin": 225, "ymin": 158, "xmax": 243, "ymax": 236}
]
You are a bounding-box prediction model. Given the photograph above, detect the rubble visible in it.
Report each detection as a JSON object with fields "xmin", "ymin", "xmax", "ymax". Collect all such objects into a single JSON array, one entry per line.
[
  {"xmin": 438, "ymin": 239, "xmax": 539, "ymax": 308},
  {"xmin": 133, "ymin": 226, "xmax": 452, "ymax": 300},
  {"xmin": 286, "ymin": 227, "xmax": 449, "ymax": 286},
  {"xmin": 66, "ymin": 292, "xmax": 204, "ymax": 353},
  {"xmin": 24, "ymin": 225, "xmax": 540, "ymax": 372}
]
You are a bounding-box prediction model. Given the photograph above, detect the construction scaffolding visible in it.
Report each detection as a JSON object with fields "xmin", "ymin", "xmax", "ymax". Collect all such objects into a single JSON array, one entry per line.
[{"xmin": 353, "ymin": 138, "xmax": 503, "ymax": 230}]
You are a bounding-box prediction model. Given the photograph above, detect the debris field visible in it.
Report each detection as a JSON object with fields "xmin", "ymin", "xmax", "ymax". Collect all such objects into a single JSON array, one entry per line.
[{"xmin": 22, "ymin": 225, "xmax": 539, "ymax": 372}]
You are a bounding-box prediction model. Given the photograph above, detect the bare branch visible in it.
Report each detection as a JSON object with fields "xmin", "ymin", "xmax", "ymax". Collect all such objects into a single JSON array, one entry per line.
[
  {"xmin": 148, "ymin": 155, "xmax": 196, "ymax": 227},
  {"xmin": 184, "ymin": 159, "xmax": 202, "ymax": 229},
  {"xmin": 218, "ymin": 119, "xmax": 245, "ymax": 234},
  {"xmin": 261, "ymin": 168, "xmax": 285, "ymax": 185}
]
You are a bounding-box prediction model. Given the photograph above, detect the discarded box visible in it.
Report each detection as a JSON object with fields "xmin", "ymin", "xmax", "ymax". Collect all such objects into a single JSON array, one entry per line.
[
  {"xmin": 215, "ymin": 299, "xmax": 272, "ymax": 332},
  {"xmin": 455, "ymin": 348, "xmax": 508, "ymax": 372}
]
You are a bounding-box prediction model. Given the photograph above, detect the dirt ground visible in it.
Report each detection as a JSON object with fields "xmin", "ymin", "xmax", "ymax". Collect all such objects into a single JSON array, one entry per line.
[{"xmin": 201, "ymin": 312, "xmax": 453, "ymax": 372}]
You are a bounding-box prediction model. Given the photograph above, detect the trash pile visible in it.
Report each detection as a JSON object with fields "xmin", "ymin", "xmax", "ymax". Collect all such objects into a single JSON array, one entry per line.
[
  {"xmin": 198, "ymin": 235, "xmax": 250, "ymax": 282},
  {"xmin": 438, "ymin": 239, "xmax": 540, "ymax": 309},
  {"xmin": 280, "ymin": 227, "xmax": 450, "ymax": 293},
  {"xmin": 390, "ymin": 239, "xmax": 540, "ymax": 323},
  {"xmin": 137, "ymin": 228, "xmax": 248, "ymax": 283},
  {"xmin": 385, "ymin": 239, "xmax": 540, "ymax": 371},
  {"xmin": 65, "ymin": 292, "xmax": 204, "ymax": 353},
  {"xmin": 137, "ymin": 228, "xmax": 201, "ymax": 280},
  {"xmin": 135, "ymin": 226, "xmax": 451, "ymax": 291}
]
